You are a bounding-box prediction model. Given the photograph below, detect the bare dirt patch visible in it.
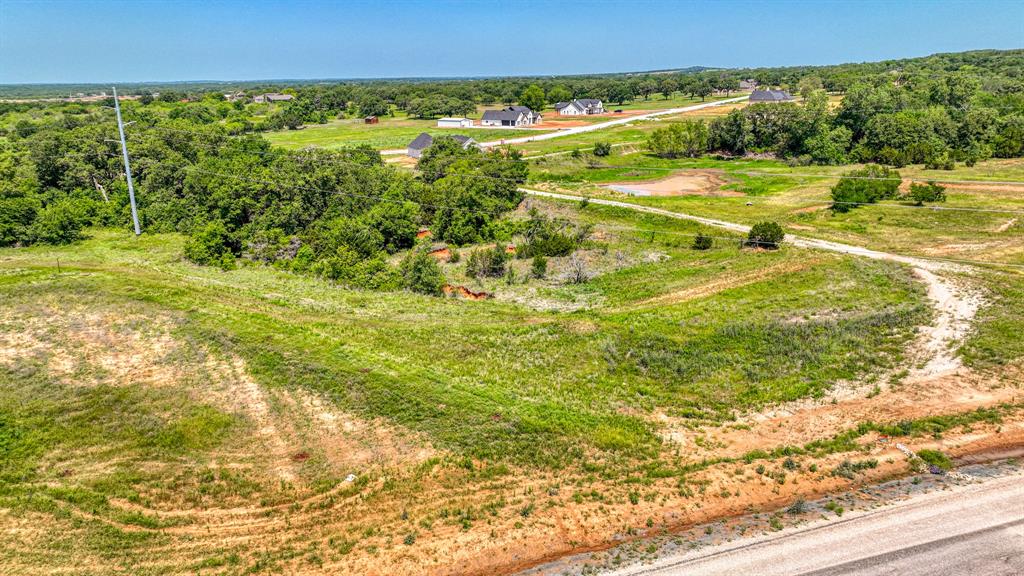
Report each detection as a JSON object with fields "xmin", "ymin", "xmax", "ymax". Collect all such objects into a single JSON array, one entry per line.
[
  {"xmin": 670, "ymin": 101, "xmax": 747, "ymax": 118},
  {"xmin": 605, "ymin": 170, "xmax": 738, "ymax": 197}
]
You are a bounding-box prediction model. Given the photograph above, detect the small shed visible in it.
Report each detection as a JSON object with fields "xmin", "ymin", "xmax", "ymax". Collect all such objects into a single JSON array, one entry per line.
[
  {"xmin": 438, "ymin": 117, "xmax": 473, "ymax": 128},
  {"xmin": 364, "ymin": 116, "xmax": 379, "ymax": 124}
]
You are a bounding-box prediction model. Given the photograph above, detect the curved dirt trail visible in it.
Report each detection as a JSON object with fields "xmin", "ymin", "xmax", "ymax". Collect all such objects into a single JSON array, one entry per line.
[{"xmin": 521, "ymin": 188, "xmax": 983, "ymax": 379}]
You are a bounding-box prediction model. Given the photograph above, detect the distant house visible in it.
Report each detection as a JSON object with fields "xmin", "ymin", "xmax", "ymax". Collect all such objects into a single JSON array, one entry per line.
[
  {"xmin": 406, "ymin": 132, "xmax": 478, "ymax": 158},
  {"xmin": 553, "ymin": 99, "xmax": 605, "ymax": 116},
  {"xmin": 253, "ymin": 93, "xmax": 294, "ymax": 104},
  {"xmin": 364, "ymin": 116, "xmax": 379, "ymax": 124},
  {"xmin": 739, "ymin": 79, "xmax": 758, "ymax": 90},
  {"xmin": 480, "ymin": 106, "xmax": 541, "ymax": 127},
  {"xmin": 437, "ymin": 117, "xmax": 474, "ymax": 128},
  {"xmin": 748, "ymin": 89, "xmax": 794, "ymax": 103},
  {"xmin": 224, "ymin": 91, "xmax": 246, "ymax": 102}
]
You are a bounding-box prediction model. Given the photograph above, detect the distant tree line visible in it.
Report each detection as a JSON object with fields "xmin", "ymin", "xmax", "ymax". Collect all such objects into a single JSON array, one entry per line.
[
  {"xmin": 0, "ymin": 104, "xmax": 528, "ymax": 295},
  {"xmin": 647, "ymin": 72, "xmax": 1024, "ymax": 167}
]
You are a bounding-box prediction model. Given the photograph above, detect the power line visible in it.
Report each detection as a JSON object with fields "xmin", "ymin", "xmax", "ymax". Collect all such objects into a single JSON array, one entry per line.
[
  {"xmin": 183, "ymin": 165, "xmax": 751, "ymax": 244},
  {"xmin": 113, "ymin": 87, "xmax": 141, "ymax": 236},
  {"xmin": 185, "ymin": 165, "xmax": 1024, "ymax": 271},
  {"xmin": 115, "ymin": 122, "xmax": 1024, "ymax": 267},
  {"xmin": 122, "ymin": 122, "xmax": 1024, "ymax": 215},
  {"xmin": 124, "ymin": 120, "xmax": 1024, "ymax": 189}
]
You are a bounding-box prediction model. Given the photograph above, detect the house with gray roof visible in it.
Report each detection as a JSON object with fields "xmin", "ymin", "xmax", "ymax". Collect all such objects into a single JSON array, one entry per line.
[
  {"xmin": 748, "ymin": 89, "xmax": 794, "ymax": 103},
  {"xmin": 554, "ymin": 99, "xmax": 605, "ymax": 116},
  {"xmin": 407, "ymin": 132, "xmax": 478, "ymax": 158},
  {"xmin": 253, "ymin": 92, "xmax": 294, "ymax": 104},
  {"xmin": 480, "ymin": 106, "xmax": 541, "ymax": 127}
]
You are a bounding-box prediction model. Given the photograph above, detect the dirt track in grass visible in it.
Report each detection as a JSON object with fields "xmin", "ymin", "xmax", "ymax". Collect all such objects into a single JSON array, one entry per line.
[{"xmin": 604, "ymin": 170, "xmax": 738, "ymax": 197}]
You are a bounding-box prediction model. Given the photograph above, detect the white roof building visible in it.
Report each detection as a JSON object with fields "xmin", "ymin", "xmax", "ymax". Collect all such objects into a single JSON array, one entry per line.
[{"xmin": 437, "ymin": 117, "xmax": 474, "ymax": 128}]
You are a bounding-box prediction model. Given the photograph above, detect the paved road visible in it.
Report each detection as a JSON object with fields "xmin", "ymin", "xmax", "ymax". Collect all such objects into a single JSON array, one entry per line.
[
  {"xmin": 380, "ymin": 96, "xmax": 748, "ymax": 155},
  {"xmin": 604, "ymin": 472, "xmax": 1024, "ymax": 576}
]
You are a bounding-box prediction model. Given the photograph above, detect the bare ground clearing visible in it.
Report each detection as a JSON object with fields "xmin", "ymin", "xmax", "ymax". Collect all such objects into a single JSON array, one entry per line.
[{"xmin": 604, "ymin": 170, "xmax": 738, "ymax": 197}]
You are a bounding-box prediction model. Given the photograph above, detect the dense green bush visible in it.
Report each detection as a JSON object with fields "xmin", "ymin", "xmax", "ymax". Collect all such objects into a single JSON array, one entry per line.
[
  {"xmin": 830, "ymin": 165, "xmax": 901, "ymax": 212},
  {"xmin": 691, "ymin": 232, "xmax": 713, "ymax": 250},
  {"xmin": 746, "ymin": 221, "xmax": 785, "ymax": 249},
  {"xmin": 593, "ymin": 142, "xmax": 612, "ymax": 157},
  {"xmin": 184, "ymin": 220, "xmax": 234, "ymax": 266},
  {"xmin": 517, "ymin": 208, "xmax": 590, "ymax": 258},
  {"xmin": 906, "ymin": 181, "xmax": 947, "ymax": 206},
  {"xmin": 398, "ymin": 245, "xmax": 445, "ymax": 295},
  {"xmin": 31, "ymin": 200, "xmax": 86, "ymax": 245},
  {"xmin": 530, "ymin": 255, "xmax": 548, "ymax": 279},
  {"xmin": 0, "ymin": 196, "xmax": 40, "ymax": 246},
  {"xmin": 465, "ymin": 246, "xmax": 509, "ymax": 279},
  {"xmin": 647, "ymin": 120, "xmax": 709, "ymax": 158},
  {"xmin": 916, "ymin": 449, "xmax": 952, "ymax": 471}
]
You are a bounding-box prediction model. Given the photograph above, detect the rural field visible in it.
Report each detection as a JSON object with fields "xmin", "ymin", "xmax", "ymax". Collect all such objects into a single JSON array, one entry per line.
[
  {"xmin": 527, "ymin": 155, "xmax": 1024, "ymax": 266},
  {"xmin": 263, "ymin": 114, "xmax": 549, "ymax": 151},
  {"xmin": 2, "ymin": 5, "xmax": 1024, "ymax": 571},
  {"xmin": 2, "ymin": 157, "xmax": 1023, "ymax": 573}
]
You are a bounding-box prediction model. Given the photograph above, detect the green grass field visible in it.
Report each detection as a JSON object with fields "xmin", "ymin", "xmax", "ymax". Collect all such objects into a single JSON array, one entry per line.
[
  {"xmin": 3, "ymin": 187, "xmax": 1022, "ymax": 574},
  {"xmin": 263, "ymin": 114, "xmax": 551, "ymax": 150},
  {"xmin": 262, "ymin": 95, "xmax": 739, "ymax": 153},
  {"xmin": 528, "ymin": 154, "xmax": 1024, "ymax": 267}
]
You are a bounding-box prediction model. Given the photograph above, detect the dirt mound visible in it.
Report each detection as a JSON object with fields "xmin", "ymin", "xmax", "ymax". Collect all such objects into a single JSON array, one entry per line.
[
  {"xmin": 443, "ymin": 284, "xmax": 491, "ymax": 300},
  {"xmin": 605, "ymin": 170, "xmax": 739, "ymax": 197}
]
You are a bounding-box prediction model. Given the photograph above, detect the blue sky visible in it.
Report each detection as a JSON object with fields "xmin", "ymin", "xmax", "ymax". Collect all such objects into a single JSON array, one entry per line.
[{"xmin": 1, "ymin": 0, "xmax": 1022, "ymax": 83}]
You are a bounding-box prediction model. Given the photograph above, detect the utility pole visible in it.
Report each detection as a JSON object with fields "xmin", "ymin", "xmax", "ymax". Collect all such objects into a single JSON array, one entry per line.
[{"xmin": 112, "ymin": 86, "xmax": 141, "ymax": 236}]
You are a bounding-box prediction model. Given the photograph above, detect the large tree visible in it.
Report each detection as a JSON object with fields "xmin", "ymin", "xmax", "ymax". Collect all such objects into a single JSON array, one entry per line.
[{"xmin": 519, "ymin": 84, "xmax": 546, "ymax": 112}]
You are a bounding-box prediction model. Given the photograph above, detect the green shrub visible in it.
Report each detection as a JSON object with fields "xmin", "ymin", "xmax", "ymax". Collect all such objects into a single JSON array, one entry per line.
[
  {"xmin": 398, "ymin": 246, "xmax": 445, "ymax": 296},
  {"xmin": 530, "ymin": 255, "xmax": 548, "ymax": 279},
  {"xmin": 691, "ymin": 232, "xmax": 713, "ymax": 250},
  {"xmin": 916, "ymin": 449, "xmax": 952, "ymax": 470},
  {"xmin": 831, "ymin": 458, "xmax": 878, "ymax": 479},
  {"xmin": 184, "ymin": 220, "xmax": 234, "ymax": 265},
  {"xmin": 31, "ymin": 200, "xmax": 85, "ymax": 245},
  {"xmin": 746, "ymin": 221, "xmax": 785, "ymax": 249},
  {"xmin": 0, "ymin": 196, "xmax": 40, "ymax": 246},
  {"xmin": 593, "ymin": 142, "xmax": 612, "ymax": 157},
  {"xmin": 518, "ymin": 209, "xmax": 589, "ymax": 258},
  {"xmin": 830, "ymin": 165, "xmax": 901, "ymax": 212},
  {"xmin": 906, "ymin": 182, "xmax": 946, "ymax": 206},
  {"xmin": 465, "ymin": 246, "xmax": 508, "ymax": 278},
  {"xmin": 647, "ymin": 120, "xmax": 709, "ymax": 158}
]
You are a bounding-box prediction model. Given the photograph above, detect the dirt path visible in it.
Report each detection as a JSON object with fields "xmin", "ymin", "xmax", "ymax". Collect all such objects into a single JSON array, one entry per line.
[{"xmin": 521, "ymin": 188, "xmax": 983, "ymax": 380}]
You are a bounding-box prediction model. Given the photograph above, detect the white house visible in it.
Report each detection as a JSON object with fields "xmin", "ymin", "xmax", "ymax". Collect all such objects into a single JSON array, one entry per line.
[
  {"xmin": 553, "ymin": 99, "xmax": 605, "ymax": 116},
  {"xmin": 480, "ymin": 106, "xmax": 542, "ymax": 127},
  {"xmin": 437, "ymin": 117, "xmax": 474, "ymax": 128}
]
